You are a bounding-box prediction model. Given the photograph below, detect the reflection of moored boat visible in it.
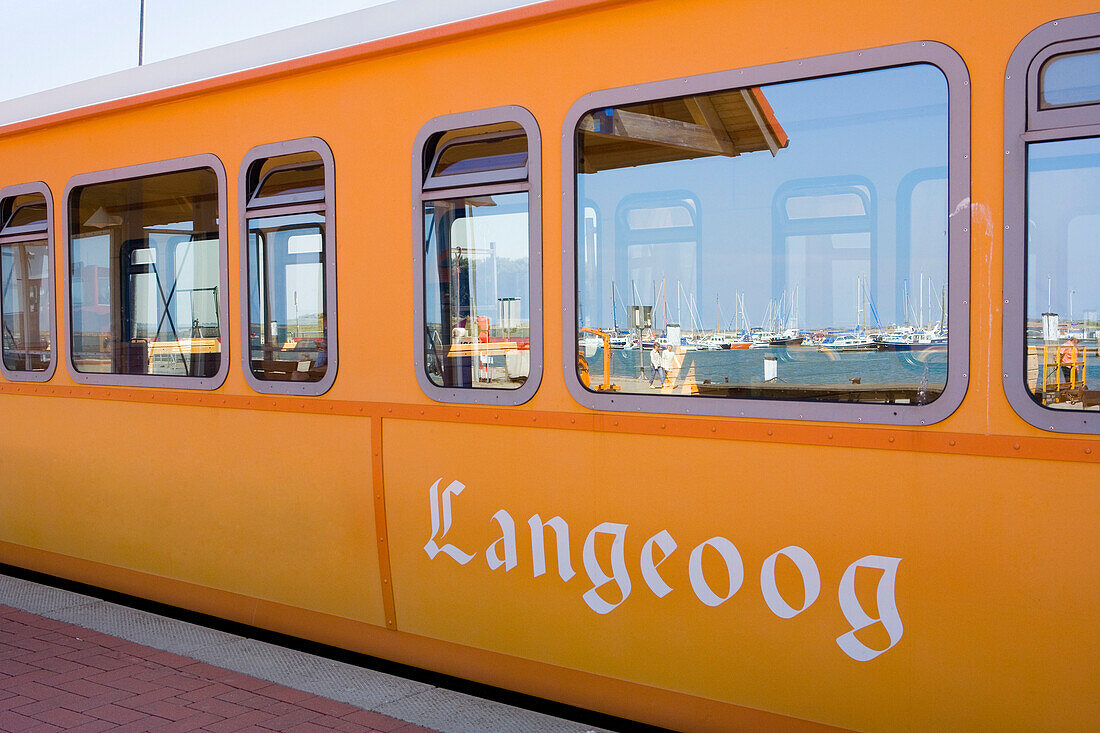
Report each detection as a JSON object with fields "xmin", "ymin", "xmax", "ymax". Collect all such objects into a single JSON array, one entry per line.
[
  {"xmin": 609, "ymin": 334, "xmax": 634, "ymax": 349},
  {"xmin": 769, "ymin": 329, "xmax": 804, "ymax": 347},
  {"xmin": 878, "ymin": 328, "xmax": 947, "ymax": 351},
  {"xmin": 818, "ymin": 332, "xmax": 877, "ymax": 352}
]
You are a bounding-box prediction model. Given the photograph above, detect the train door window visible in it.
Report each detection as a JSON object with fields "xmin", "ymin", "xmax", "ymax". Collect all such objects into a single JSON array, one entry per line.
[
  {"xmin": 1005, "ymin": 13, "xmax": 1100, "ymax": 433},
  {"xmin": 564, "ymin": 43, "xmax": 970, "ymax": 424},
  {"xmin": 240, "ymin": 138, "xmax": 336, "ymax": 396},
  {"xmin": 63, "ymin": 156, "xmax": 228, "ymax": 389},
  {"xmin": 0, "ymin": 183, "xmax": 56, "ymax": 382},
  {"xmin": 413, "ymin": 107, "xmax": 542, "ymax": 405}
]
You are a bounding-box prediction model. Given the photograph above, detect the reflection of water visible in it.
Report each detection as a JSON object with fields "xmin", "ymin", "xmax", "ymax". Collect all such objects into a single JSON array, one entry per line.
[{"xmin": 587, "ymin": 347, "xmax": 947, "ymax": 387}]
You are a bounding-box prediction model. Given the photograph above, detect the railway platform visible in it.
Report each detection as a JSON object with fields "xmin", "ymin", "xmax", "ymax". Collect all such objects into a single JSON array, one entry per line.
[{"xmin": 0, "ymin": 573, "xmax": 617, "ymax": 733}]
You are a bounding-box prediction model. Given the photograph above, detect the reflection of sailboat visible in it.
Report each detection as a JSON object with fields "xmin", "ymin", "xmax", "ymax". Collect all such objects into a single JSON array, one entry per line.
[{"xmin": 768, "ymin": 286, "xmax": 802, "ymax": 345}]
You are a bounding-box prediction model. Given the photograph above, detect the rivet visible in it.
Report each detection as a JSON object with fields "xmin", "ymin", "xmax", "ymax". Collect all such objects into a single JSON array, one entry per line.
[
  {"xmin": 828, "ymin": 433, "xmax": 833, "ymax": 439},
  {"xmin": 711, "ymin": 426, "xmax": 716, "ymax": 432},
  {"xmin": 767, "ymin": 429, "xmax": 773, "ymax": 436},
  {"xmin": 1085, "ymin": 448, "xmax": 1092, "ymax": 455},
  {"xmin": 1013, "ymin": 443, "xmax": 1020, "ymax": 450},
  {"xmin": 419, "ymin": 409, "xmax": 424, "ymax": 415},
  {"xmin": 888, "ymin": 436, "xmax": 895, "ymax": 443},
  {"xmin": 570, "ymin": 417, "xmax": 575, "ymax": 423},
  {"xmin": 613, "ymin": 420, "xmax": 619, "ymax": 426},
  {"xmin": 949, "ymin": 439, "xmax": 956, "ymax": 446},
  {"xmin": 661, "ymin": 423, "xmax": 666, "ymax": 429},
  {"xmin": 383, "ymin": 578, "xmax": 389, "ymax": 583}
]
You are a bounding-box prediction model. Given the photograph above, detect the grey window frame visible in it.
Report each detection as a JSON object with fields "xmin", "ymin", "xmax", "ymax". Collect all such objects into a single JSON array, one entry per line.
[
  {"xmin": 561, "ymin": 41, "xmax": 971, "ymax": 425},
  {"xmin": 1004, "ymin": 12, "xmax": 1100, "ymax": 434},
  {"xmin": 239, "ymin": 137, "xmax": 338, "ymax": 396},
  {"xmin": 412, "ymin": 105, "xmax": 543, "ymax": 405},
  {"xmin": 62, "ymin": 154, "xmax": 230, "ymax": 390},
  {"xmin": 0, "ymin": 182, "xmax": 56, "ymax": 382}
]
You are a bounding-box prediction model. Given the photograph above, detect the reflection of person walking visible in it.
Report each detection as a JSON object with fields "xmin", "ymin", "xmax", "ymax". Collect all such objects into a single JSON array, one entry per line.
[
  {"xmin": 649, "ymin": 343, "xmax": 664, "ymax": 387},
  {"xmin": 660, "ymin": 342, "xmax": 676, "ymax": 387},
  {"xmin": 1059, "ymin": 336, "xmax": 1080, "ymax": 383}
]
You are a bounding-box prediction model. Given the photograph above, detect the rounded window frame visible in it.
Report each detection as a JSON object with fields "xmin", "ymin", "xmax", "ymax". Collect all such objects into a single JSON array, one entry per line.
[
  {"xmin": 1003, "ymin": 12, "xmax": 1100, "ymax": 434},
  {"xmin": 61, "ymin": 154, "xmax": 230, "ymax": 391},
  {"xmin": 412, "ymin": 105, "xmax": 544, "ymax": 406},
  {"xmin": 561, "ymin": 41, "xmax": 971, "ymax": 425},
  {"xmin": 0, "ymin": 181, "xmax": 57, "ymax": 383},
  {"xmin": 238, "ymin": 137, "xmax": 338, "ymax": 397}
]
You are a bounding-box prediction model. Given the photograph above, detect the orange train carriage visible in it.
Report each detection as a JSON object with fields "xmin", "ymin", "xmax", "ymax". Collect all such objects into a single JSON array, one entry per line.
[{"xmin": 0, "ymin": 1, "xmax": 1097, "ymax": 731}]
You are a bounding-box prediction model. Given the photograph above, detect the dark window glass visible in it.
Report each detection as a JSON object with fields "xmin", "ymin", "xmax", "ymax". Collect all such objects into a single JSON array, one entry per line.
[
  {"xmin": 251, "ymin": 153, "xmax": 325, "ymax": 202},
  {"xmin": 1, "ymin": 238, "xmax": 51, "ymax": 371},
  {"xmin": 4, "ymin": 197, "xmax": 47, "ymax": 230},
  {"xmin": 423, "ymin": 192, "xmax": 530, "ymax": 389},
  {"xmin": 1041, "ymin": 50, "xmax": 1100, "ymax": 108},
  {"xmin": 247, "ymin": 213, "xmax": 328, "ymax": 382},
  {"xmin": 435, "ymin": 134, "xmax": 528, "ymax": 176},
  {"xmin": 69, "ymin": 168, "xmax": 221, "ymax": 376},
  {"xmin": 575, "ymin": 64, "xmax": 949, "ymax": 404},
  {"xmin": 1024, "ymin": 136, "xmax": 1100, "ymax": 409}
]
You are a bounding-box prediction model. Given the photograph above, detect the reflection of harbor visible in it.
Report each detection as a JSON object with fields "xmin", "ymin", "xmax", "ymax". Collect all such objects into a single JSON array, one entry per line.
[{"xmin": 582, "ymin": 344, "xmax": 946, "ymax": 401}]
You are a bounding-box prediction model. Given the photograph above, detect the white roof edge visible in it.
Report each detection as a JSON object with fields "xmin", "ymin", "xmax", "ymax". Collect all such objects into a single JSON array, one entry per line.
[{"xmin": 0, "ymin": 0, "xmax": 543, "ymax": 129}]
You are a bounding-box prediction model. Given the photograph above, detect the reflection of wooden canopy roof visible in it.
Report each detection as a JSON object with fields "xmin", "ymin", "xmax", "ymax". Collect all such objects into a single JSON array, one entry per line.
[{"xmin": 578, "ymin": 87, "xmax": 789, "ymax": 173}]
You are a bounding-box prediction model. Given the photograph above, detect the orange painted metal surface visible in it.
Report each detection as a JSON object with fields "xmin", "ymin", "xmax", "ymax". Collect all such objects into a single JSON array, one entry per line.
[{"xmin": 0, "ymin": 1, "xmax": 1097, "ymax": 731}]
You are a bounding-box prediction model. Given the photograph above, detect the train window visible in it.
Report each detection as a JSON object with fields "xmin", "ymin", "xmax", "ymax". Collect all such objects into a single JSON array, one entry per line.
[
  {"xmin": 63, "ymin": 156, "xmax": 228, "ymax": 389},
  {"xmin": 413, "ymin": 107, "xmax": 543, "ymax": 405},
  {"xmin": 1005, "ymin": 13, "xmax": 1100, "ymax": 433},
  {"xmin": 1041, "ymin": 50, "xmax": 1100, "ymax": 108},
  {"xmin": 240, "ymin": 139, "xmax": 337, "ymax": 396},
  {"xmin": 0, "ymin": 183, "xmax": 56, "ymax": 382},
  {"xmin": 564, "ymin": 43, "xmax": 970, "ymax": 424}
]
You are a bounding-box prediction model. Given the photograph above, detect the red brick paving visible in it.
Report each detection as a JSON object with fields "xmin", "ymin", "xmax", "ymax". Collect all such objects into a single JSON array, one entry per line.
[{"xmin": 0, "ymin": 605, "xmax": 436, "ymax": 732}]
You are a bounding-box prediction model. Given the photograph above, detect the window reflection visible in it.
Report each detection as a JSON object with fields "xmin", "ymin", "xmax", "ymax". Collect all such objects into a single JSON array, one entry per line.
[
  {"xmin": 247, "ymin": 213, "xmax": 328, "ymax": 382},
  {"xmin": 424, "ymin": 192, "xmax": 530, "ymax": 389},
  {"xmin": 1025, "ymin": 136, "xmax": 1100, "ymax": 410},
  {"xmin": 69, "ymin": 168, "xmax": 221, "ymax": 377},
  {"xmin": 242, "ymin": 148, "xmax": 332, "ymax": 388},
  {"xmin": 1, "ymin": 239, "xmax": 51, "ymax": 372},
  {"xmin": 575, "ymin": 65, "xmax": 949, "ymax": 404},
  {"xmin": 1041, "ymin": 50, "xmax": 1100, "ymax": 108}
]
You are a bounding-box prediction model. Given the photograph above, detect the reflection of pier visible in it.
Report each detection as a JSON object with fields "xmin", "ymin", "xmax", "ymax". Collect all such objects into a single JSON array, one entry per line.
[
  {"xmin": 1027, "ymin": 345, "xmax": 1100, "ymax": 408},
  {"xmin": 694, "ymin": 381, "xmax": 941, "ymax": 403}
]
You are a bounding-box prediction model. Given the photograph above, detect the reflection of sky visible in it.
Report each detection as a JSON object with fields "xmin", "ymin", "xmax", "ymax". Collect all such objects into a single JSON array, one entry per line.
[
  {"xmin": 248, "ymin": 213, "xmax": 325, "ymax": 326},
  {"xmin": 424, "ymin": 192, "xmax": 530, "ymax": 326},
  {"xmin": 1041, "ymin": 51, "xmax": 1100, "ymax": 107},
  {"xmin": 577, "ymin": 64, "xmax": 950, "ymax": 332},
  {"xmin": 1027, "ymin": 137, "xmax": 1100, "ymax": 324}
]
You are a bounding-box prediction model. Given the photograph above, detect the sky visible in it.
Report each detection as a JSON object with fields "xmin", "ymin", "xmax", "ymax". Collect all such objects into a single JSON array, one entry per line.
[{"xmin": 0, "ymin": 0, "xmax": 409, "ymax": 102}]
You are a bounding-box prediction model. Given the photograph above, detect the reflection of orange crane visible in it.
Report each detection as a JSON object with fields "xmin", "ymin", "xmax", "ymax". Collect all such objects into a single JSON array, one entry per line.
[{"xmin": 580, "ymin": 327, "xmax": 620, "ymax": 392}]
